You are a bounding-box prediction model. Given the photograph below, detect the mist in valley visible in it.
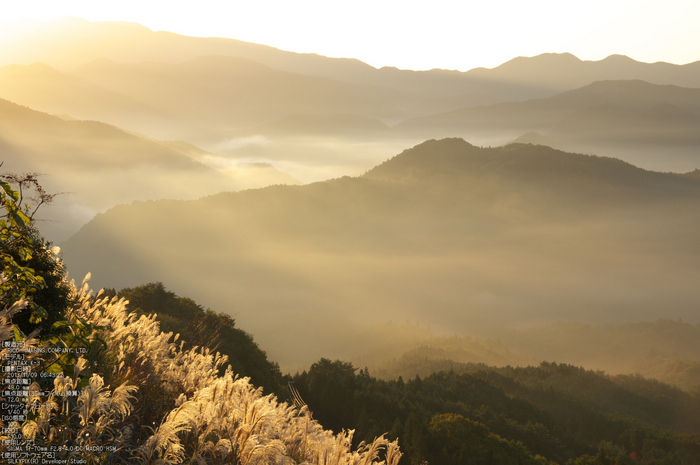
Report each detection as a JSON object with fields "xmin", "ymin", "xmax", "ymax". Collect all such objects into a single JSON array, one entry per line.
[
  {"xmin": 3, "ymin": 17, "xmax": 700, "ymax": 386},
  {"xmin": 58, "ymin": 139, "xmax": 700, "ymax": 376},
  {"xmin": 5, "ymin": 9, "xmax": 700, "ymax": 464}
]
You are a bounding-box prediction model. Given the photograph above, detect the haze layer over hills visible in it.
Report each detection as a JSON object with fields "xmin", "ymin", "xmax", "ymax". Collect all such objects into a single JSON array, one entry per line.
[
  {"xmin": 61, "ymin": 139, "xmax": 700, "ymax": 369},
  {"xmin": 2, "ymin": 18, "xmax": 700, "ymax": 382},
  {"xmin": 0, "ymin": 98, "xmax": 297, "ymax": 240},
  {"xmin": 2, "ymin": 18, "xmax": 700, "ymax": 196}
]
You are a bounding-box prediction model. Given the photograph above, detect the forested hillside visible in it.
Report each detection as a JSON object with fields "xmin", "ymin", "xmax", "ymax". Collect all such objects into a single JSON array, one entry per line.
[
  {"xmin": 292, "ymin": 359, "xmax": 700, "ymax": 464},
  {"xmin": 106, "ymin": 282, "xmax": 285, "ymax": 397}
]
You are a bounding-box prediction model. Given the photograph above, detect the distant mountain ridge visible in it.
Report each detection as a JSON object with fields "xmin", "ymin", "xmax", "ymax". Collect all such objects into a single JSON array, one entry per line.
[
  {"xmin": 0, "ymin": 98, "xmax": 212, "ymax": 172},
  {"xmin": 395, "ymin": 80, "xmax": 700, "ymax": 171},
  {"xmin": 365, "ymin": 139, "xmax": 700, "ymax": 200},
  {"xmin": 468, "ymin": 52, "xmax": 700, "ymax": 91},
  {"xmin": 0, "ymin": 56, "xmax": 406, "ymax": 141},
  {"xmin": 397, "ymin": 80, "xmax": 700, "ymax": 136},
  {"xmin": 3, "ymin": 18, "xmax": 699, "ymax": 112},
  {"xmin": 548, "ymin": 103, "xmax": 700, "ymax": 144},
  {"xmin": 3, "ymin": 19, "xmax": 700, "ymax": 179}
]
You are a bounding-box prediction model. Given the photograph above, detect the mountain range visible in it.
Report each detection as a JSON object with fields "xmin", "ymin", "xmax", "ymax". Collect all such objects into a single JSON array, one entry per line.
[
  {"xmin": 2, "ymin": 18, "xmax": 699, "ymax": 188},
  {"xmin": 396, "ymin": 79, "xmax": 700, "ymax": 136},
  {"xmin": 60, "ymin": 139, "xmax": 700, "ymax": 368},
  {"xmin": 0, "ymin": 56, "xmax": 405, "ymax": 142},
  {"xmin": 4, "ymin": 18, "xmax": 700, "ymax": 104},
  {"xmin": 2, "ymin": 17, "xmax": 700, "ymax": 375},
  {"xmin": 5, "ymin": 17, "xmax": 700, "ymax": 465}
]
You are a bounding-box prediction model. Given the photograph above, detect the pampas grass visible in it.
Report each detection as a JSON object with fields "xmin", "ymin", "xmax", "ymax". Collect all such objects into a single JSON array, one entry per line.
[{"xmin": 1, "ymin": 271, "xmax": 402, "ymax": 464}]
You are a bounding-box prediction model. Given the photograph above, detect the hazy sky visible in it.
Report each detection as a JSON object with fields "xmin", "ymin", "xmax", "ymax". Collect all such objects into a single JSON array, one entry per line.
[{"xmin": 2, "ymin": 0, "xmax": 699, "ymax": 71}]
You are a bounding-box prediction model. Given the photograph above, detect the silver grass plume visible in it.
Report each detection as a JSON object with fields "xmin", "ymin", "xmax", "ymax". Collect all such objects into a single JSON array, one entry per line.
[{"xmin": 6, "ymin": 274, "xmax": 402, "ymax": 465}]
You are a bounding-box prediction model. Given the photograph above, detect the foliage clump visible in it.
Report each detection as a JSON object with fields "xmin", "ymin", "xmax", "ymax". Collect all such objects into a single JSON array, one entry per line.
[{"xmin": 1, "ymin": 173, "xmax": 71, "ymax": 335}]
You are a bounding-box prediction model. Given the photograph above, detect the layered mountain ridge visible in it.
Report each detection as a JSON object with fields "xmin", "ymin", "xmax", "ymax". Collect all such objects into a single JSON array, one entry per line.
[
  {"xmin": 0, "ymin": 97, "xmax": 297, "ymax": 240},
  {"xmin": 60, "ymin": 139, "xmax": 700, "ymax": 368}
]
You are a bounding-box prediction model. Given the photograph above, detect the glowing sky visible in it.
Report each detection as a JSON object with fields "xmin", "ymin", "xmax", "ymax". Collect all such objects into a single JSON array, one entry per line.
[{"xmin": 2, "ymin": 0, "xmax": 699, "ymax": 71}]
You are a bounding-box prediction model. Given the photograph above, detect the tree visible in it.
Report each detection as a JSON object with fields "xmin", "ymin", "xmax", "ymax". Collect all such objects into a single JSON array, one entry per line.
[
  {"xmin": 0, "ymin": 172, "xmax": 70, "ymax": 336},
  {"xmin": 116, "ymin": 282, "xmax": 285, "ymax": 396},
  {"xmin": 303, "ymin": 359, "xmax": 358, "ymax": 432},
  {"xmin": 427, "ymin": 413, "xmax": 550, "ymax": 465}
]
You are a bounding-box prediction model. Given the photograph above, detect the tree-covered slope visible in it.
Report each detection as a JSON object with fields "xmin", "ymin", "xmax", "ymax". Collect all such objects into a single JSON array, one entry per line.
[
  {"xmin": 292, "ymin": 359, "xmax": 700, "ymax": 465},
  {"xmin": 105, "ymin": 282, "xmax": 285, "ymax": 397}
]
